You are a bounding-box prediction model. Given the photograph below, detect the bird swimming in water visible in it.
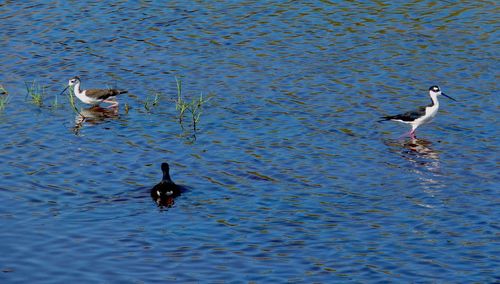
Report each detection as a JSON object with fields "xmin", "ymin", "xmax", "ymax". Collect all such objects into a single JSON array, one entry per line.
[
  {"xmin": 60, "ymin": 76, "xmax": 127, "ymax": 108},
  {"xmin": 379, "ymin": 85, "xmax": 456, "ymax": 139},
  {"xmin": 151, "ymin": 163, "xmax": 181, "ymax": 206}
]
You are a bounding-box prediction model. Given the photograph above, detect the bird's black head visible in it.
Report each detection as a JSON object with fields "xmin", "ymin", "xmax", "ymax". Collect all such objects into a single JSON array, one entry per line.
[
  {"xmin": 59, "ymin": 76, "xmax": 80, "ymax": 95},
  {"xmin": 429, "ymin": 85, "xmax": 440, "ymax": 92},
  {"xmin": 68, "ymin": 76, "xmax": 80, "ymax": 86},
  {"xmin": 160, "ymin": 162, "xmax": 173, "ymax": 182},
  {"xmin": 428, "ymin": 85, "xmax": 457, "ymax": 101},
  {"xmin": 161, "ymin": 163, "xmax": 170, "ymax": 174}
]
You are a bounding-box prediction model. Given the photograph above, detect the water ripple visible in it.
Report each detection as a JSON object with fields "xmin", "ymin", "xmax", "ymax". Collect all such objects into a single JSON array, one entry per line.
[{"xmin": 0, "ymin": 1, "xmax": 498, "ymax": 283}]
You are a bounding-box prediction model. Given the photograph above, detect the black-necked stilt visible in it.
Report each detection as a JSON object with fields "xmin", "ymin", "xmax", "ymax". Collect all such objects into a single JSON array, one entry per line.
[
  {"xmin": 379, "ymin": 86, "xmax": 456, "ymax": 138},
  {"xmin": 151, "ymin": 163, "xmax": 181, "ymax": 206},
  {"xmin": 60, "ymin": 76, "xmax": 127, "ymax": 108}
]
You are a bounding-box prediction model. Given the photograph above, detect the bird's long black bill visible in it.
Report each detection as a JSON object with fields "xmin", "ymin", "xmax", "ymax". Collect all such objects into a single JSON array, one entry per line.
[
  {"xmin": 58, "ymin": 86, "xmax": 69, "ymax": 96},
  {"xmin": 442, "ymin": 93, "xmax": 457, "ymax": 101}
]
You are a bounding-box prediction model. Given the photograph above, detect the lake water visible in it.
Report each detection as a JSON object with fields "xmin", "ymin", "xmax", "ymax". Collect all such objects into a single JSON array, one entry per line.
[{"xmin": 0, "ymin": 1, "xmax": 498, "ymax": 283}]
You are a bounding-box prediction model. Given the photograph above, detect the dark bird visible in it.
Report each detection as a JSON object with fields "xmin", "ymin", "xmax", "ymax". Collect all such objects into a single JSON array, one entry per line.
[
  {"xmin": 151, "ymin": 163, "xmax": 181, "ymax": 206},
  {"xmin": 379, "ymin": 85, "xmax": 456, "ymax": 138},
  {"xmin": 60, "ymin": 76, "xmax": 127, "ymax": 108}
]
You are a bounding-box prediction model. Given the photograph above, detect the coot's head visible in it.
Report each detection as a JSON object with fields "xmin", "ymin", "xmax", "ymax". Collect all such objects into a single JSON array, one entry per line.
[{"xmin": 161, "ymin": 163, "xmax": 170, "ymax": 174}]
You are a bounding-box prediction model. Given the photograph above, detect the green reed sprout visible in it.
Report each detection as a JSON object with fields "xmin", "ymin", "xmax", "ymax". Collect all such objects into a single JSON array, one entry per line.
[
  {"xmin": 51, "ymin": 89, "xmax": 61, "ymax": 108},
  {"xmin": 0, "ymin": 96, "xmax": 8, "ymax": 112},
  {"xmin": 65, "ymin": 85, "xmax": 85, "ymax": 119},
  {"xmin": 175, "ymin": 77, "xmax": 213, "ymax": 131},
  {"xmin": 124, "ymin": 103, "xmax": 130, "ymax": 114},
  {"xmin": 152, "ymin": 92, "xmax": 160, "ymax": 106},
  {"xmin": 143, "ymin": 91, "xmax": 161, "ymax": 112},
  {"xmin": 0, "ymin": 84, "xmax": 7, "ymax": 95},
  {"xmin": 0, "ymin": 85, "xmax": 8, "ymax": 112},
  {"xmin": 25, "ymin": 80, "xmax": 45, "ymax": 106},
  {"xmin": 0, "ymin": 97, "xmax": 8, "ymax": 113},
  {"xmin": 175, "ymin": 77, "xmax": 188, "ymax": 124}
]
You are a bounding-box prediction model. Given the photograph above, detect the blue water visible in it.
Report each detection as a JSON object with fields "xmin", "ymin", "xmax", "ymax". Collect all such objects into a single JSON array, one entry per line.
[{"xmin": 0, "ymin": 1, "xmax": 498, "ymax": 283}]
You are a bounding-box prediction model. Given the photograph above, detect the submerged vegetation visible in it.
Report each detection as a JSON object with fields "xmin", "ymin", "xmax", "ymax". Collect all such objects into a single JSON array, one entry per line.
[
  {"xmin": 175, "ymin": 77, "xmax": 213, "ymax": 132},
  {"xmin": 25, "ymin": 80, "xmax": 46, "ymax": 106}
]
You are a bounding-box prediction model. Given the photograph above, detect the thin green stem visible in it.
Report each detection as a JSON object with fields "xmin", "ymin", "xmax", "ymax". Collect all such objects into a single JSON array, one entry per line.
[
  {"xmin": 25, "ymin": 80, "xmax": 45, "ymax": 107},
  {"xmin": 174, "ymin": 77, "xmax": 213, "ymax": 133},
  {"xmin": 67, "ymin": 86, "xmax": 85, "ymax": 118}
]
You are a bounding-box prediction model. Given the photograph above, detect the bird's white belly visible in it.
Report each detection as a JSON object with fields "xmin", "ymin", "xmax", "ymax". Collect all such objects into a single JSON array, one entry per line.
[
  {"xmin": 76, "ymin": 90, "xmax": 99, "ymax": 104},
  {"xmin": 413, "ymin": 106, "xmax": 438, "ymax": 126}
]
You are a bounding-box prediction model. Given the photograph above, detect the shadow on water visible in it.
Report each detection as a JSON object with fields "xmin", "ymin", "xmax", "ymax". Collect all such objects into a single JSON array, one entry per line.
[{"xmin": 73, "ymin": 106, "xmax": 119, "ymax": 134}]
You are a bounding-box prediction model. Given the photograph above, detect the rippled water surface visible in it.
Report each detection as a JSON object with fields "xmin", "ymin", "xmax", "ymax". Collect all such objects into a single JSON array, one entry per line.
[{"xmin": 0, "ymin": 1, "xmax": 498, "ymax": 283}]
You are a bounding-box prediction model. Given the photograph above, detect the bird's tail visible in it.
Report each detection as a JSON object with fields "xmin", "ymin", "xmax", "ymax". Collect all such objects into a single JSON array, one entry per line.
[
  {"xmin": 377, "ymin": 116, "xmax": 393, "ymax": 123},
  {"xmin": 119, "ymin": 90, "xmax": 128, "ymax": 95}
]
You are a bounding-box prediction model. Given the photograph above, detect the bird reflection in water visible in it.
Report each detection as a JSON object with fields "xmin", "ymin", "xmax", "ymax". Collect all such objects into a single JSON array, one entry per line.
[
  {"xmin": 386, "ymin": 138, "xmax": 444, "ymax": 208},
  {"xmin": 73, "ymin": 106, "xmax": 119, "ymax": 134},
  {"xmin": 401, "ymin": 138, "xmax": 439, "ymax": 165},
  {"xmin": 152, "ymin": 194, "xmax": 176, "ymax": 207}
]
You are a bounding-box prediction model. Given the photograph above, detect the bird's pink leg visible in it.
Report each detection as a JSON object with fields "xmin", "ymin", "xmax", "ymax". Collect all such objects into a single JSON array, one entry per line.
[
  {"xmin": 103, "ymin": 99, "xmax": 119, "ymax": 108},
  {"xmin": 398, "ymin": 130, "xmax": 416, "ymax": 139},
  {"xmin": 409, "ymin": 130, "xmax": 416, "ymax": 139}
]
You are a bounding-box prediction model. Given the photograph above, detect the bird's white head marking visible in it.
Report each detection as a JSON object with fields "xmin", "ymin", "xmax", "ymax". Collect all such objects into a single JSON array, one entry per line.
[{"xmin": 68, "ymin": 76, "xmax": 80, "ymax": 86}]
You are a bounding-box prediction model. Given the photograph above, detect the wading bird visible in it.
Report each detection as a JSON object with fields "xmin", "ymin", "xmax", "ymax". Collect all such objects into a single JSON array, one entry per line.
[
  {"xmin": 60, "ymin": 76, "xmax": 127, "ymax": 108},
  {"xmin": 379, "ymin": 86, "xmax": 456, "ymax": 138}
]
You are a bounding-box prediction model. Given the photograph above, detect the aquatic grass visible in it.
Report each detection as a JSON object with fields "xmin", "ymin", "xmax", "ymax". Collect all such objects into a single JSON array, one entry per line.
[
  {"xmin": 25, "ymin": 80, "xmax": 46, "ymax": 106},
  {"xmin": 52, "ymin": 95, "xmax": 58, "ymax": 108},
  {"xmin": 152, "ymin": 92, "xmax": 160, "ymax": 106},
  {"xmin": 0, "ymin": 97, "xmax": 8, "ymax": 112},
  {"xmin": 175, "ymin": 77, "xmax": 213, "ymax": 131},
  {"xmin": 175, "ymin": 77, "xmax": 188, "ymax": 124},
  {"xmin": 0, "ymin": 94, "xmax": 9, "ymax": 112},
  {"xmin": 0, "ymin": 85, "xmax": 9, "ymax": 112},
  {"xmin": 124, "ymin": 103, "xmax": 131, "ymax": 114},
  {"xmin": 67, "ymin": 87, "xmax": 87, "ymax": 135},
  {"xmin": 188, "ymin": 92, "xmax": 209, "ymax": 131},
  {"xmin": 67, "ymin": 86, "xmax": 84, "ymax": 117},
  {"xmin": 51, "ymin": 89, "xmax": 62, "ymax": 109},
  {"xmin": 143, "ymin": 91, "xmax": 161, "ymax": 112},
  {"xmin": 0, "ymin": 84, "xmax": 7, "ymax": 95}
]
